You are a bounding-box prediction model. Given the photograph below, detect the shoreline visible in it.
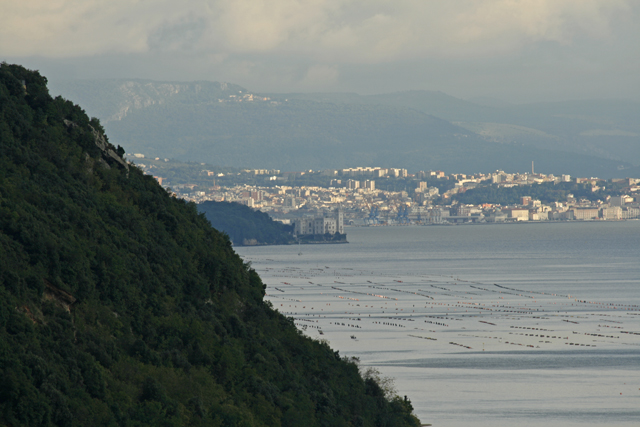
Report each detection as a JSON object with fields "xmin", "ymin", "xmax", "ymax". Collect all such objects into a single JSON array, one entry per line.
[{"xmin": 348, "ymin": 218, "xmax": 639, "ymax": 227}]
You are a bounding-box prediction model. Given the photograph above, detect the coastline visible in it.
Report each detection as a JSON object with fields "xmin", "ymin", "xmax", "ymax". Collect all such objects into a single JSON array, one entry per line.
[{"xmin": 349, "ymin": 218, "xmax": 639, "ymax": 227}]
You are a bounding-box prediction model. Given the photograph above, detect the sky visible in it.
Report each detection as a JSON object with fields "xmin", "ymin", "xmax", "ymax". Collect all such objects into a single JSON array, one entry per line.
[{"xmin": 2, "ymin": 0, "xmax": 639, "ymax": 102}]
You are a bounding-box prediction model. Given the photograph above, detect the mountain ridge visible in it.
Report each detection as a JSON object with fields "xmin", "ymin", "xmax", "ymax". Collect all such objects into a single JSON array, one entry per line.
[{"xmin": 48, "ymin": 78, "xmax": 639, "ymax": 177}]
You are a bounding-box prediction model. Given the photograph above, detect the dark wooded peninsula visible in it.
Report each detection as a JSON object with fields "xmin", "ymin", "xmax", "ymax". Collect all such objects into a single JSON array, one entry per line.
[
  {"xmin": 197, "ymin": 201, "xmax": 295, "ymax": 246},
  {"xmin": 0, "ymin": 64, "xmax": 419, "ymax": 427}
]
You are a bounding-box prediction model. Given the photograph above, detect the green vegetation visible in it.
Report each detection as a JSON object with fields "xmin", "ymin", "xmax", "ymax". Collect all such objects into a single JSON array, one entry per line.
[
  {"xmin": 134, "ymin": 157, "xmax": 243, "ymax": 189},
  {"xmin": 374, "ymin": 177, "xmax": 455, "ymax": 197},
  {"xmin": 450, "ymin": 181, "xmax": 626, "ymax": 205},
  {"xmin": 0, "ymin": 63, "xmax": 420, "ymax": 427},
  {"xmin": 197, "ymin": 201, "xmax": 294, "ymax": 246}
]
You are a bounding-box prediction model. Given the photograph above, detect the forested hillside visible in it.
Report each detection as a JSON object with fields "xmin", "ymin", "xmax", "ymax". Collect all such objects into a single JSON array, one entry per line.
[
  {"xmin": 0, "ymin": 63, "xmax": 420, "ymax": 427},
  {"xmin": 450, "ymin": 181, "xmax": 626, "ymax": 206},
  {"xmin": 197, "ymin": 201, "xmax": 294, "ymax": 246}
]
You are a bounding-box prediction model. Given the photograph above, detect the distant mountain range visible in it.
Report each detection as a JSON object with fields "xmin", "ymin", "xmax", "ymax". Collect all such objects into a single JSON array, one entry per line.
[{"xmin": 49, "ymin": 79, "xmax": 640, "ymax": 178}]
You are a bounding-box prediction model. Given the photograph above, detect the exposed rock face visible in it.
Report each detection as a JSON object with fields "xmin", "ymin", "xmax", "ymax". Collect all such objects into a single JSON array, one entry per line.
[
  {"xmin": 43, "ymin": 279, "xmax": 77, "ymax": 313},
  {"xmin": 63, "ymin": 119, "xmax": 77, "ymax": 128},
  {"xmin": 52, "ymin": 80, "xmax": 245, "ymax": 123},
  {"xmin": 63, "ymin": 119, "xmax": 129, "ymax": 173},
  {"xmin": 88, "ymin": 124, "xmax": 129, "ymax": 172}
]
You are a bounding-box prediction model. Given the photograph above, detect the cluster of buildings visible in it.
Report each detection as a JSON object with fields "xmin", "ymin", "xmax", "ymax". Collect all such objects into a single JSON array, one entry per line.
[
  {"xmin": 335, "ymin": 167, "xmax": 411, "ymax": 178},
  {"xmin": 218, "ymin": 91, "xmax": 272, "ymax": 103},
  {"xmin": 436, "ymin": 194, "xmax": 639, "ymax": 224},
  {"xmin": 141, "ymin": 162, "xmax": 640, "ymax": 226}
]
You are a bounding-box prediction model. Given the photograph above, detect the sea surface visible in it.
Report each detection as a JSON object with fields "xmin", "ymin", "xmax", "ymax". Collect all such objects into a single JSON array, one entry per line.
[{"xmin": 236, "ymin": 221, "xmax": 640, "ymax": 427}]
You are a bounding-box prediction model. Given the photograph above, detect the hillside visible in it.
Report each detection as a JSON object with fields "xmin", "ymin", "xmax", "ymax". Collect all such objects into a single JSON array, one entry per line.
[
  {"xmin": 276, "ymin": 90, "xmax": 640, "ymax": 167},
  {"xmin": 49, "ymin": 79, "xmax": 636, "ymax": 178},
  {"xmin": 197, "ymin": 201, "xmax": 294, "ymax": 246},
  {"xmin": 0, "ymin": 64, "xmax": 420, "ymax": 427}
]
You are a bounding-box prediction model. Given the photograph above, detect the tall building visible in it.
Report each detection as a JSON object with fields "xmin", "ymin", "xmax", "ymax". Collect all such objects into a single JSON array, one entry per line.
[
  {"xmin": 389, "ymin": 168, "xmax": 407, "ymax": 178},
  {"xmin": 335, "ymin": 207, "xmax": 344, "ymax": 234},
  {"xmin": 284, "ymin": 196, "xmax": 296, "ymax": 208},
  {"xmin": 361, "ymin": 180, "xmax": 375, "ymax": 190}
]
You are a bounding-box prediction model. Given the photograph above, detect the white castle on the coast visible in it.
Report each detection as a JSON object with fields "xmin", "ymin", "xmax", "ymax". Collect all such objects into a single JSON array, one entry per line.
[{"xmin": 293, "ymin": 208, "xmax": 344, "ymax": 236}]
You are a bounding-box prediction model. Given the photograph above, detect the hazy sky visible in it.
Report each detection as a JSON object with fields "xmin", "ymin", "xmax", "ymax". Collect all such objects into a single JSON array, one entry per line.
[{"xmin": 3, "ymin": 0, "xmax": 639, "ymax": 102}]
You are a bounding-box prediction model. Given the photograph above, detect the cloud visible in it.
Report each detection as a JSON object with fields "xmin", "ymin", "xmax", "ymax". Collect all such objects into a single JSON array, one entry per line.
[
  {"xmin": 4, "ymin": 0, "xmax": 638, "ymax": 100},
  {"xmin": 1, "ymin": 0, "xmax": 634, "ymax": 62},
  {"xmin": 451, "ymin": 0, "xmax": 629, "ymax": 48},
  {"xmin": 1, "ymin": 0, "xmax": 155, "ymax": 56},
  {"xmin": 303, "ymin": 64, "xmax": 339, "ymax": 87},
  {"xmin": 147, "ymin": 15, "xmax": 207, "ymax": 52}
]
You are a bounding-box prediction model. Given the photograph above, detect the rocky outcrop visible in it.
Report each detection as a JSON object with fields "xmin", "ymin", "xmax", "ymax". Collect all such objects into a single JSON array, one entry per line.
[
  {"xmin": 64, "ymin": 119, "xmax": 129, "ymax": 173},
  {"xmin": 43, "ymin": 279, "xmax": 77, "ymax": 313},
  {"xmin": 88, "ymin": 124, "xmax": 129, "ymax": 172}
]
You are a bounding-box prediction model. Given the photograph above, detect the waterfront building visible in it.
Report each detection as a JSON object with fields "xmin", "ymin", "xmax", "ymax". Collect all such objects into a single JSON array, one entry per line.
[
  {"xmin": 571, "ymin": 207, "xmax": 600, "ymax": 220},
  {"xmin": 503, "ymin": 208, "xmax": 530, "ymax": 221},
  {"xmin": 601, "ymin": 206, "xmax": 622, "ymax": 220},
  {"xmin": 293, "ymin": 208, "xmax": 344, "ymax": 237}
]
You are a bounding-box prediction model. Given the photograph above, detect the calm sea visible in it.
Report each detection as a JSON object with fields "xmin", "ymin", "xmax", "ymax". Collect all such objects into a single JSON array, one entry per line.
[{"xmin": 236, "ymin": 222, "xmax": 640, "ymax": 427}]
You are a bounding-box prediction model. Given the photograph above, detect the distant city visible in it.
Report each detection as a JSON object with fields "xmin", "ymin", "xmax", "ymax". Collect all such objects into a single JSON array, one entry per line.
[{"xmin": 130, "ymin": 154, "xmax": 640, "ymax": 225}]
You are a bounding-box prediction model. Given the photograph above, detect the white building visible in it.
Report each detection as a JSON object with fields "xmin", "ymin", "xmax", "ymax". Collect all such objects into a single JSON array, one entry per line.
[
  {"xmin": 361, "ymin": 180, "xmax": 375, "ymax": 191},
  {"xmin": 293, "ymin": 208, "xmax": 344, "ymax": 236},
  {"xmin": 601, "ymin": 206, "xmax": 622, "ymax": 220}
]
